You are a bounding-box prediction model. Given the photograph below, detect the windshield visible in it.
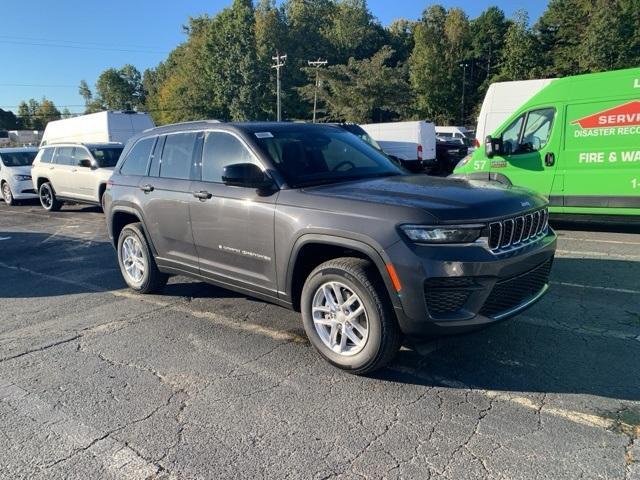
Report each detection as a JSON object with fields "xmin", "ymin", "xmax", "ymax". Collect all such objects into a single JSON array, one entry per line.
[
  {"xmin": 90, "ymin": 147, "xmax": 123, "ymax": 168},
  {"xmin": 0, "ymin": 151, "xmax": 37, "ymax": 167},
  {"xmin": 253, "ymin": 127, "xmax": 403, "ymax": 187}
]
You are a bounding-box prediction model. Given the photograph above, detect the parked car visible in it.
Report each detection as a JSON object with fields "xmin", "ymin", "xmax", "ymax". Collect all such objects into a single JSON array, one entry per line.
[
  {"xmin": 31, "ymin": 143, "xmax": 123, "ymax": 211},
  {"xmin": 435, "ymin": 126, "xmax": 474, "ymax": 149},
  {"xmin": 360, "ymin": 121, "xmax": 437, "ymax": 172},
  {"xmin": 435, "ymin": 138, "xmax": 468, "ymax": 175},
  {"xmin": 0, "ymin": 130, "xmax": 10, "ymax": 146},
  {"xmin": 40, "ymin": 111, "xmax": 154, "ymax": 146},
  {"xmin": 454, "ymin": 67, "xmax": 640, "ymax": 218},
  {"xmin": 105, "ymin": 121, "xmax": 556, "ymax": 374},
  {"xmin": 0, "ymin": 147, "xmax": 38, "ymax": 205}
]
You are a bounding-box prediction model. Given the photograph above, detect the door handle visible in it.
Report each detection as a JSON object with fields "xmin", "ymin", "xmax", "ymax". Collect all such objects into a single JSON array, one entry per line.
[
  {"xmin": 193, "ymin": 190, "xmax": 212, "ymax": 200},
  {"xmin": 71, "ymin": 168, "xmax": 77, "ymax": 172},
  {"xmin": 140, "ymin": 184, "xmax": 154, "ymax": 193},
  {"xmin": 49, "ymin": 166, "xmax": 55, "ymax": 170},
  {"xmin": 544, "ymin": 152, "xmax": 555, "ymax": 167}
]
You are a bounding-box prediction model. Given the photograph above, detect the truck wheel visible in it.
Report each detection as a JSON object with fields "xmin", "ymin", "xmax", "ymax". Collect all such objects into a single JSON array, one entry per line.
[
  {"xmin": 301, "ymin": 257, "xmax": 402, "ymax": 374},
  {"xmin": 39, "ymin": 182, "xmax": 62, "ymax": 211},
  {"xmin": 2, "ymin": 182, "xmax": 16, "ymax": 206},
  {"xmin": 117, "ymin": 222, "xmax": 168, "ymax": 293}
]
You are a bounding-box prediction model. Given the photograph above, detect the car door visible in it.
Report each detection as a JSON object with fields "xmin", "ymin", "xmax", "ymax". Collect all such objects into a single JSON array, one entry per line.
[
  {"xmin": 50, "ymin": 147, "xmax": 75, "ymax": 197},
  {"xmin": 70, "ymin": 147, "xmax": 95, "ymax": 201},
  {"xmin": 137, "ymin": 132, "xmax": 200, "ymax": 271},
  {"xmin": 489, "ymin": 107, "xmax": 559, "ymax": 198},
  {"xmin": 189, "ymin": 130, "xmax": 278, "ymax": 297}
]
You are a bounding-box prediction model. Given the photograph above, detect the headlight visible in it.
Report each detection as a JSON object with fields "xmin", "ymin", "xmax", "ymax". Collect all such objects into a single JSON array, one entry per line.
[
  {"xmin": 401, "ymin": 225, "xmax": 484, "ymax": 244},
  {"xmin": 13, "ymin": 174, "xmax": 31, "ymax": 181},
  {"xmin": 455, "ymin": 154, "xmax": 472, "ymax": 169}
]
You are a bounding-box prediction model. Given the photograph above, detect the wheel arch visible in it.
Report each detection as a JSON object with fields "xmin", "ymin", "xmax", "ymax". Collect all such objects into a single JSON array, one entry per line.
[
  {"xmin": 286, "ymin": 234, "xmax": 401, "ymax": 312},
  {"xmin": 109, "ymin": 206, "xmax": 157, "ymax": 255}
]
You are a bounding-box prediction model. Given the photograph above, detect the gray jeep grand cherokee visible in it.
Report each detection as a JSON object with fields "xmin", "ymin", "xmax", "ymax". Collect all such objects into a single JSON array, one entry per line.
[{"xmin": 105, "ymin": 121, "xmax": 556, "ymax": 374}]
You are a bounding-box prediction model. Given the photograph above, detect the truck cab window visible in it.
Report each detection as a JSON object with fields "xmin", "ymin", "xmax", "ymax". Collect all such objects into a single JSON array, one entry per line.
[
  {"xmin": 519, "ymin": 108, "xmax": 555, "ymax": 153},
  {"xmin": 501, "ymin": 115, "xmax": 524, "ymax": 155}
]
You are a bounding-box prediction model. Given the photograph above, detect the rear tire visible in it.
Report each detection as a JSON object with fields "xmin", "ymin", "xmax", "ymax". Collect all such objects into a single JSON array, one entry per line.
[
  {"xmin": 301, "ymin": 257, "xmax": 402, "ymax": 375},
  {"xmin": 39, "ymin": 182, "xmax": 62, "ymax": 211},
  {"xmin": 117, "ymin": 222, "xmax": 168, "ymax": 293},
  {"xmin": 2, "ymin": 182, "xmax": 15, "ymax": 206}
]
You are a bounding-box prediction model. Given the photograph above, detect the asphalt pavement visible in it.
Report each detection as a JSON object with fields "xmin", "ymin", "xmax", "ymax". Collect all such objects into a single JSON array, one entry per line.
[{"xmin": 0, "ymin": 200, "xmax": 639, "ymax": 480}]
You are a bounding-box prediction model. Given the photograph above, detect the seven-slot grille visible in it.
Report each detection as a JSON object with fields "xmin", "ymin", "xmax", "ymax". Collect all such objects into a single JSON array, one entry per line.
[{"xmin": 488, "ymin": 208, "xmax": 548, "ymax": 251}]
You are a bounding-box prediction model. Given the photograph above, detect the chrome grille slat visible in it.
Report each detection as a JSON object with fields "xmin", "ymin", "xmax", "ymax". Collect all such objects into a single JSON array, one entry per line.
[{"xmin": 487, "ymin": 208, "xmax": 548, "ymax": 253}]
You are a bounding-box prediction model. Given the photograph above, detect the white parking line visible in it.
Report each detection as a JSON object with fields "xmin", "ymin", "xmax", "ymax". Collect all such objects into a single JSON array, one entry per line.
[
  {"xmin": 519, "ymin": 314, "xmax": 640, "ymax": 342},
  {"xmin": 550, "ymin": 281, "xmax": 640, "ymax": 295},
  {"xmin": 557, "ymin": 249, "xmax": 640, "ymax": 261},
  {"xmin": 0, "ymin": 237, "xmax": 11, "ymax": 241},
  {"xmin": 559, "ymin": 236, "xmax": 640, "ymax": 246}
]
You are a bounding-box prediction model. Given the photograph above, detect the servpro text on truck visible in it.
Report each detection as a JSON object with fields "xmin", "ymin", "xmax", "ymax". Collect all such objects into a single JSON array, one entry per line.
[{"xmin": 454, "ymin": 68, "xmax": 640, "ymax": 218}]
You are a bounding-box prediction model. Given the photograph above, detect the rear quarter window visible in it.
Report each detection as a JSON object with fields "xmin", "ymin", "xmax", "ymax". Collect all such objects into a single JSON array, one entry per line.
[
  {"xmin": 39, "ymin": 148, "xmax": 55, "ymax": 164},
  {"xmin": 120, "ymin": 138, "xmax": 155, "ymax": 176}
]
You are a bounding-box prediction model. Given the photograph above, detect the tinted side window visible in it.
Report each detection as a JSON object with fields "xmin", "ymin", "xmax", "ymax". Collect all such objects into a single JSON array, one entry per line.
[
  {"xmin": 40, "ymin": 148, "xmax": 55, "ymax": 164},
  {"xmin": 54, "ymin": 147, "xmax": 74, "ymax": 165},
  {"xmin": 501, "ymin": 115, "xmax": 524, "ymax": 155},
  {"xmin": 72, "ymin": 147, "xmax": 91, "ymax": 165},
  {"xmin": 520, "ymin": 108, "xmax": 555, "ymax": 153},
  {"xmin": 202, "ymin": 132, "xmax": 255, "ymax": 183},
  {"xmin": 121, "ymin": 137, "xmax": 155, "ymax": 176},
  {"xmin": 160, "ymin": 133, "xmax": 198, "ymax": 180}
]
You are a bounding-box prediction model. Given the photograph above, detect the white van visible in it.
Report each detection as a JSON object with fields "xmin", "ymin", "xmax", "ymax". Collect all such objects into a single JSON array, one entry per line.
[
  {"xmin": 475, "ymin": 79, "xmax": 555, "ymax": 147},
  {"xmin": 41, "ymin": 111, "xmax": 155, "ymax": 146},
  {"xmin": 360, "ymin": 121, "xmax": 436, "ymax": 172}
]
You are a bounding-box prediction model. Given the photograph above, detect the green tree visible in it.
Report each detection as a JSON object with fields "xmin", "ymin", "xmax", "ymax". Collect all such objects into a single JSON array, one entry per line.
[
  {"xmin": 16, "ymin": 98, "xmax": 61, "ymax": 130},
  {"xmin": 205, "ymin": 0, "xmax": 261, "ymax": 121},
  {"xmin": 410, "ymin": 5, "xmax": 471, "ymax": 124},
  {"xmin": 0, "ymin": 108, "xmax": 20, "ymax": 130},
  {"xmin": 497, "ymin": 10, "xmax": 543, "ymax": 81},
  {"xmin": 94, "ymin": 64, "xmax": 145, "ymax": 111},
  {"xmin": 301, "ymin": 46, "xmax": 411, "ymax": 123},
  {"xmin": 580, "ymin": 0, "xmax": 627, "ymax": 71}
]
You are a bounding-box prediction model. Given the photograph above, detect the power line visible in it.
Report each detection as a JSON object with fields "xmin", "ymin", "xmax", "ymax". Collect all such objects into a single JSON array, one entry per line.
[
  {"xmin": 0, "ymin": 83, "xmax": 78, "ymax": 88},
  {"xmin": 0, "ymin": 34, "xmax": 167, "ymax": 51},
  {"xmin": 0, "ymin": 39, "xmax": 168, "ymax": 54}
]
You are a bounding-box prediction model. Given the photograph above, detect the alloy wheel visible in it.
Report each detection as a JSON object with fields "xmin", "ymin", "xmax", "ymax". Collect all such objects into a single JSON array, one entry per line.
[
  {"xmin": 40, "ymin": 185, "xmax": 52, "ymax": 209},
  {"xmin": 311, "ymin": 281, "xmax": 369, "ymax": 356},
  {"xmin": 2, "ymin": 183, "xmax": 12, "ymax": 203},
  {"xmin": 121, "ymin": 235, "xmax": 146, "ymax": 284}
]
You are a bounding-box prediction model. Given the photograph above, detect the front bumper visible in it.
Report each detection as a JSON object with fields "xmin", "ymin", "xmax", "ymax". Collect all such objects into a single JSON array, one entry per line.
[
  {"xmin": 387, "ymin": 229, "xmax": 557, "ymax": 336},
  {"xmin": 9, "ymin": 179, "xmax": 37, "ymax": 199}
]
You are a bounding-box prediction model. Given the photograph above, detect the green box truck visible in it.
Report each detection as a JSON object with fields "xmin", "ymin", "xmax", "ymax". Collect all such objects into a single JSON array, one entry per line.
[{"xmin": 454, "ymin": 68, "xmax": 640, "ymax": 218}]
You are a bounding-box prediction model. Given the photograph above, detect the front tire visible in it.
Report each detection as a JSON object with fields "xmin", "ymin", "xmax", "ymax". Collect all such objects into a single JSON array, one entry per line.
[
  {"xmin": 117, "ymin": 222, "xmax": 168, "ymax": 293},
  {"xmin": 39, "ymin": 182, "xmax": 62, "ymax": 211},
  {"xmin": 2, "ymin": 182, "xmax": 16, "ymax": 206},
  {"xmin": 301, "ymin": 257, "xmax": 402, "ymax": 375}
]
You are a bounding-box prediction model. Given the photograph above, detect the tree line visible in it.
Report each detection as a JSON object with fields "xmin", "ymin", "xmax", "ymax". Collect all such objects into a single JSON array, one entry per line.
[{"xmin": 3, "ymin": 0, "xmax": 639, "ymax": 131}]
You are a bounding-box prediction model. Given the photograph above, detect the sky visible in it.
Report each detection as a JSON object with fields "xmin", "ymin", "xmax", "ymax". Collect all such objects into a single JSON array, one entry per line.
[{"xmin": 0, "ymin": 0, "xmax": 549, "ymax": 116}]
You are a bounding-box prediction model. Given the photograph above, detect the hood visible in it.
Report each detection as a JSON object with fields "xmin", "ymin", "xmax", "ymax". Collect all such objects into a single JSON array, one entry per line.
[
  {"xmin": 5, "ymin": 165, "xmax": 32, "ymax": 176},
  {"xmin": 303, "ymin": 175, "xmax": 547, "ymax": 223}
]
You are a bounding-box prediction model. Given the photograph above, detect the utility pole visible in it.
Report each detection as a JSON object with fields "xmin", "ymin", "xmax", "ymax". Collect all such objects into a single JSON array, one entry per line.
[
  {"xmin": 308, "ymin": 58, "xmax": 328, "ymax": 123},
  {"xmin": 272, "ymin": 51, "xmax": 287, "ymax": 122},
  {"xmin": 459, "ymin": 62, "xmax": 469, "ymax": 126}
]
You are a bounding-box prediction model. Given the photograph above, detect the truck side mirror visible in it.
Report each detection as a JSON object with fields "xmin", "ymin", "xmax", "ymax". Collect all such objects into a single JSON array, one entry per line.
[{"xmin": 485, "ymin": 136, "xmax": 501, "ymax": 158}]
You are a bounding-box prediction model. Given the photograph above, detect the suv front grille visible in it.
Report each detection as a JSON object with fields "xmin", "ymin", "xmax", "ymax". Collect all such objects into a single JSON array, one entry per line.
[
  {"xmin": 488, "ymin": 208, "xmax": 548, "ymax": 252},
  {"xmin": 479, "ymin": 259, "xmax": 552, "ymax": 318}
]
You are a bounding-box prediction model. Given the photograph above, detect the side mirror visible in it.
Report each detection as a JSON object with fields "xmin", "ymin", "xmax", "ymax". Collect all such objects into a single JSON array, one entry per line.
[
  {"xmin": 222, "ymin": 163, "xmax": 274, "ymax": 190},
  {"xmin": 78, "ymin": 158, "xmax": 93, "ymax": 169},
  {"xmin": 485, "ymin": 135, "xmax": 501, "ymax": 158}
]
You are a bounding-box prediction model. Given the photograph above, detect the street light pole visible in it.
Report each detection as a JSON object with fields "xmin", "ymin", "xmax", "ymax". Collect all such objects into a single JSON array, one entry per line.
[
  {"xmin": 308, "ymin": 58, "xmax": 328, "ymax": 123},
  {"xmin": 272, "ymin": 51, "xmax": 287, "ymax": 122},
  {"xmin": 460, "ymin": 62, "xmax": 469, "ymax": 126}
]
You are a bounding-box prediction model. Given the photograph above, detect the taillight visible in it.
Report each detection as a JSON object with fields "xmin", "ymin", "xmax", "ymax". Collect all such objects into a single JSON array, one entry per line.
[
  {"xmin": 417, "ymin": 145, "xmax": 423, "ymax": 161},
  {"xmin": 106, "ymin": 179, "xmax": 113, "ymax": 189},
  {"xmin": 473, "ymin": 138, "xmax": 480, "ymax": 148}
]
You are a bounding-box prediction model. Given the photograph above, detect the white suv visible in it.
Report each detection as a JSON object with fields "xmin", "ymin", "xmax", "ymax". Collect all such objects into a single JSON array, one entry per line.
[
  {"xmin": 31, "ymin": 143, "xmax": 123, "ymax": 211},
  {"xmin": 0, "ymin": 147, "xmax": 39, "ymax": 205}
]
